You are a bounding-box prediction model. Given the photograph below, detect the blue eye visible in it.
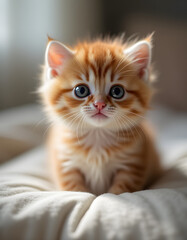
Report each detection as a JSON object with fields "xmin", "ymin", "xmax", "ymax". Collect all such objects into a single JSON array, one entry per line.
[
  {"xmin": 74, "ymin": 85, "xmax": 90, "ymax": 98},
  {"xmin": 109, "ymin": 85, "xmax": 125, "ymax": 99}
]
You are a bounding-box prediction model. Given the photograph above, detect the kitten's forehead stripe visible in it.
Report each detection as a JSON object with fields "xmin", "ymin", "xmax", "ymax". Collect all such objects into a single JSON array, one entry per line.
[
  {"xmin": 113, "ymin": 74, "xmax": 119, "ymax": 82},
  {"xmin": 75, "ymin": 74, "xmax": 83, "ymax": 81},
  {"xmin": 103, "ymin": 61, "xmax": 113, "ymax": 78},
  {"xmin": 81, "ymin": 74, "xmax": 87, "ymax": 82},
  {"xmin": 77, "ymin": 43, "xmax": 130, "ymax": 84},
  {"xmin": 117, "ymin": 76, "xmax": 125, "ymax": 81},
  {"xmin": 89, "ymin": 68, "xmax": 95, "ymax": 84},
  {"xmin": 84, "ymin": 49, "xmax": 90, "ymax": 81},
  {"xmin": 85, "ymin": 70, "xmax": 89, "ymax": 82},
  {"xmin": 111, "ymin": 69, "xmax": 115, "ymax": 82},
  {"xmin": 89, "ymin": 62, "xmax": 97, "ymax": 78},
  {"xmin": 98, "ymin": 65, "xmax": 102, "ymax": 81},
  {"xmin": 105, "ymin": 68, "xmax": 112, "ymax": 84}
]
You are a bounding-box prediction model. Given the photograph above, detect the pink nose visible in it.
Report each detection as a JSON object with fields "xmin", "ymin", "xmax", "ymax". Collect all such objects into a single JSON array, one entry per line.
[{"xmin": 93, "ymin": 101, "xmax": 106, "ymax": 110}]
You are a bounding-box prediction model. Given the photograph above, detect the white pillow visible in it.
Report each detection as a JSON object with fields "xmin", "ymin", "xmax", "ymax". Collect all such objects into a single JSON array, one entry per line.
[{"xmin": 0, "ymin": 147, "xmax": 187, "ymax": 240}]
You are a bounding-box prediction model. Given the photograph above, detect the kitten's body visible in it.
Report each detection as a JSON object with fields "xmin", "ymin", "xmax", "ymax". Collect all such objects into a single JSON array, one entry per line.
[
  {"xmin": 40, "ymin": 36, "xmax": 161, "ymax": 195},
  {"xmin": 49, "ymin": 122, "xmax": 159, "ymax": 195}
]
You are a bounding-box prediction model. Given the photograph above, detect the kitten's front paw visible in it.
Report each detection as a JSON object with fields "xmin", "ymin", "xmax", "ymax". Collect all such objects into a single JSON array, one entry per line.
[
  {"xmin": 73, "ymin": 185, "xmax": 90, "ymax": 193},
  {"xmin": 108, "ymin": 185, "xmax": 129, "ymax": 195},
  {"xmin": 61, "ymin": 183, "xmax": 90, "ymax": 193}
]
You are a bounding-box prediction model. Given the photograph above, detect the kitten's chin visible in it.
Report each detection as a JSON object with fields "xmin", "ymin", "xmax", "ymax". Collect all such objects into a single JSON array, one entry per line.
[{"xmin": 87, "ymin": 114, "xmax": 110, "ymax": 127}]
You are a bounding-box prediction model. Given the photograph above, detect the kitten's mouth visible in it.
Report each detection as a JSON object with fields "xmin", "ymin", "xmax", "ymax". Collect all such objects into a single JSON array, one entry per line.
[{"xmin": 92, "ymin": 112, "xmax": 108, "ymax": 119}]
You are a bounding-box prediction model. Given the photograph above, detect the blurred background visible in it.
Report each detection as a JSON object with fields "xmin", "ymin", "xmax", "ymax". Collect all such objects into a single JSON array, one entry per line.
[
  {"xmin": 0, "ymin": 0, "xmax": 187, "ymax": 111},
  {"xmin": 0, "ymin": 0, "xmax": 187, "ymax": 194}
]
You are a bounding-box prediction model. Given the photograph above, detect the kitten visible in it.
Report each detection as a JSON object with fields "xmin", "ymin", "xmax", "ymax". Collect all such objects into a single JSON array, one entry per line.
[{"xmin": 39, "ymin": 35, "xmax": 161, "ymax": 195}]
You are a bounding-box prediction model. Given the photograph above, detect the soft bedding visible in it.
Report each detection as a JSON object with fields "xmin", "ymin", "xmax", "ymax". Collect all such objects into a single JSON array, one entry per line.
[{"xmin": 0, "ymin": 105, "xmax": 187, "ymax": 240}]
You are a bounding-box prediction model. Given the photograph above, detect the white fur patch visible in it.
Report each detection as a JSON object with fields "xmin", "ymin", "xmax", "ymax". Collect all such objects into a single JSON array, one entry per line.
[{"xmin": 57, "ymin": 128, "xmax": 137, "ymax": 195}]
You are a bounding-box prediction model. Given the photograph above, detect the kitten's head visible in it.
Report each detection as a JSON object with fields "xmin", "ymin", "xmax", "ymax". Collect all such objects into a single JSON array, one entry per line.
[{"xmin": 40, "ymin": 35, "xmax": 154, "ymax": 131}]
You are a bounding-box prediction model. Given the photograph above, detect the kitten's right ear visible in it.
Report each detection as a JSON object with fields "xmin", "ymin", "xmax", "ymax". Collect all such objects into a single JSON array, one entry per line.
[
  {"xmin": 124, "ymin": 35, "xmax": 153, "ymax": 81},
  {"xmin": 45, "ymin": 40, "xmax": 74, "ymax": 80}
]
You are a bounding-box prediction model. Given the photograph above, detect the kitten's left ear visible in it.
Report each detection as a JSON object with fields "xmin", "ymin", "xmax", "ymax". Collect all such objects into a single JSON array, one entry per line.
[
  {"xmin": 45, "ymin": 40, "xmax": 75, "ymax": 80},
  {"xmin": 124, "ymin": 36, "xmax": 152, "ymax": 81}
]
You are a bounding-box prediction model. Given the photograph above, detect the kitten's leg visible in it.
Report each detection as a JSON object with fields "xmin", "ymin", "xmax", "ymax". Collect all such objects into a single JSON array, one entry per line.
[
  {"xmin": 55, "ymin": 167, "xmax": 89, "ymax": 192},
  {"xmin": 108, "ymin": 167, "xmax": 146, "ymax": 195},
  {"xmin": 49, "ymin": 148, "xmax": 89, "ymax": 192},
  {"xmin": 49, "ymin": 133, "xmax": 89, "ymax": 192},
  {"xmin": 60, "ymin": 168, "xmax": 89, "ymax": 192}
]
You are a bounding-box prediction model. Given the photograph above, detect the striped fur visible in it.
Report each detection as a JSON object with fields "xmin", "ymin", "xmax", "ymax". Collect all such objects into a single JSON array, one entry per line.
[{"xmin": 40, "ymin": 36, "xmax": 161, "ymax": 195}]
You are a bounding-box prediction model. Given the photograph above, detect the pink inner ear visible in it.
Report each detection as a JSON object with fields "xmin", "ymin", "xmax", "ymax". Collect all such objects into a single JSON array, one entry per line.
[
  {"xmin": 137, "ymin": 54, "xmax": 148, "ymax": 65},
  {"xmin": 136, "ymin": 51, "xmax": 149, "ymax": 78},
  {"xmin": 133, "ymin": 45, "xmax": 150, "ymax": 79},
  {"xmin": 46, "ymin": 41, "xmax": 74, "ymax": 79},
  {"xmin": 135, "ymin": 47, "xmax": 149, "ymax": 65},
  {"xmin": 139, "ymin": 68, "xmax": 145, "ymax": 79},
  {"xmin": 51, "ymin": 69, "xmax": 58, "ymax": 78},
  {"xmin": 48, "ymin": 49, "xmax": 63, "ymax": 68},
  {"xmin": 124, "ymin": 41, "xmax": 151, "ymax": 80}
]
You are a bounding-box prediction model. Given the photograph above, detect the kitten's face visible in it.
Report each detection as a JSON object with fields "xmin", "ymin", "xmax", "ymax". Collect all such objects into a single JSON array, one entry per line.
[{"xmin": 41, "ymin": 38, "xmax": 153, "ymax": 131}]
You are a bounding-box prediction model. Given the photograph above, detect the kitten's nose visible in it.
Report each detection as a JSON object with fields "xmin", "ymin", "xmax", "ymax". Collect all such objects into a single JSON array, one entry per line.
[{"xmin": 93, "ymin": 100, "xmax": 106, "ymax": 110}]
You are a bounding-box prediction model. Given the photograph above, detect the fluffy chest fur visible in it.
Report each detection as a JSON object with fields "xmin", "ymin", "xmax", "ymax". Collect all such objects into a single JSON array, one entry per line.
[{"xmin": 55, "ymin": 127, "xmax": 140, "ymax": 195}]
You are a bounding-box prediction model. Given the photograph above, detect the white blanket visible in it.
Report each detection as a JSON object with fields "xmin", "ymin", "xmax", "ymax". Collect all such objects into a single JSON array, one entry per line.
[{"xmin": 0, "ymin": 105, "xmax": 187, "ymax": 240}]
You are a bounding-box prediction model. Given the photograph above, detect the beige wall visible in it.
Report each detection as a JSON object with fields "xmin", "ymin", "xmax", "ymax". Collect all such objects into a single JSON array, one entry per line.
[
  {"xmin": 0, "ymin": 0, "xmax": 102, "ymax": 110},
  {"xmin": 1, "ymin": 2, "xmax": 187, "ymax": 112},
  {"xmin": 125, "ymin": 14, "xmax": 187, "ymax": 111}
]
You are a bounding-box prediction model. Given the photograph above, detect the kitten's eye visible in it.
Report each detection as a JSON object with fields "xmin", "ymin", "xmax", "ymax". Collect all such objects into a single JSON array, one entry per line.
[
  {"xmin": 109, "ymin": 85, "xmax": 125, "ymax": 99},
  {"xmin": 74, "ymin": 85, "xmax": 90, "ymax": 98}
]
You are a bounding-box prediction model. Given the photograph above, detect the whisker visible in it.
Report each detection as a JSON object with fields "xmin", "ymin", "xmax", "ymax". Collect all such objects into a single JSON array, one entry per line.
[
  {"xmin": 80, "ymin": 114, "xmax": 87, "ymax": 142},
  {"xmin": 66, "ymin": 112, "xmax": 82, "ymax": 129},
  {"xmin": 126, "ymin": 116, "xmax": 146, "ymax": 141},
  {"xmin": 114, "ymin": 114, "xmax": 130, "ymax": 141},
  {"xmin": 111, "ymin": 115, "xmax": 120, "ymax": 141},
  {"xmin": 118, "ymin": 114, "xmax": 137, "ymax": 142},
  {"xmin": 119, "ymin": 113, "xmax": 145, "ymax": 141},
  {"xmin": 125, "ymin": 109, "xmax": 146, "ymax": 120},
  {"xmin": 43, "ymin": 121, "xmax": 55, "ymax": 138},
  {"xmin": 75, "ymin": 114, "xmax": 84, "ymax": 144},
  {"xmin": 61, "ymin": 112, "xmax": 80, "ymax": 122},
  {"xmin": 34, "ymin": 117, "xmax": 48, "ymax": 128},
  {"xmin": 117, "ymin": 68, "xmax": 134, "ymax": 75},
  {"xmin": 114, "ymin": 57, "xmax": 126, "ymax": 72},
  {"xmin": 120, "ymin": 115, "xmax": 138, "ymax": 143}
]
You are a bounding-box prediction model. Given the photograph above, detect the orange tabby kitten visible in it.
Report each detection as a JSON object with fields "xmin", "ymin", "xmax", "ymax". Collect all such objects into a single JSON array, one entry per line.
[{"xmin": 40, "ymin": 35, "xmax": 161, "ymax": 195}]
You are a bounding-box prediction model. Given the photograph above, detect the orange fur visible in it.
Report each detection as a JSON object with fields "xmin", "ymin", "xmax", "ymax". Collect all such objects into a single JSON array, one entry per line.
[{"xmin": 40, "ymin": 35, "xmax": 162, "ymax": 195}]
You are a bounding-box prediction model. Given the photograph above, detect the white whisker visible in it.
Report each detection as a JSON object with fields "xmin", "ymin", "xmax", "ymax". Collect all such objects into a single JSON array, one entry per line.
[{"xmin": 125, "ymin": 109, "xmax": 146, "ymax": 120}]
